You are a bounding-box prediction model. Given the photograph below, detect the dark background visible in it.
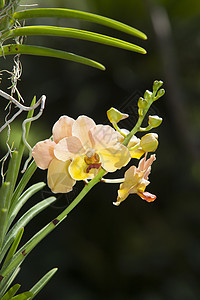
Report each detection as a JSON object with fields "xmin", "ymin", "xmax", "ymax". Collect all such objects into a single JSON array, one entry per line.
[{"xmin": 1, "ymin": 0, "xmax": 200, "ymax": 299}]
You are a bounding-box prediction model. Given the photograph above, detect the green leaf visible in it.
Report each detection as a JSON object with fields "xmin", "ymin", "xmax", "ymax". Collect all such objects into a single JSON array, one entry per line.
[
  {"xmin": 1, "ymin": 26, "xmax": 146, "ymax": 54},
  {"xmin": 12, "ymin": 8, "xmax": 147, "ymax": 40},
  {"xmin": 6, "ymin": 182, "xmax": 46, "ymax": 231},
  {"xmin": 3, "ymin": 228, "xmax": 24, "ymax": 267},
  {"xmin": 29, "ymin": 268, "xmax": 58, "ymax": 299},
  {"xmin": 0, "ymin": 267, "xmax": 20, "ymax": 299},
  {"xmin": 1, "ymin": 284, "xmax": 21, "ymax": 300},
  {"xmin": 10, "ymin": 161, "xmax": 37, "ymax": 214},
  {"xmin": 0, "ymin": 182, "xmax": 10, "ymax": 249},
  {"xmin": 3, "ymin": 195, "xmax": 56, "ymax": 255},
  {"xmin": 11, "ymin": 291, "xmax": 33, "ymax": 300},
  {"xmin": 0, "ymin": 44, "xmax": 105, "ymax": 70}
]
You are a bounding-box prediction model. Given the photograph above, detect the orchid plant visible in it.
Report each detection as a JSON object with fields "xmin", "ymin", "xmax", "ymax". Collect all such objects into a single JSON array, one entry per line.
[{"xmin": 0, "ymin": 1, "xmax": 165, "ymax": 299}]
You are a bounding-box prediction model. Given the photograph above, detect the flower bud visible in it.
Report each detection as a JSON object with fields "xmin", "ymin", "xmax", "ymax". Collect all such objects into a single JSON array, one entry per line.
[
  {"xmin": 140, "ymin": 133, "xmax": 158, "ymax": 152},
  {"xmin": 148, "ymin": 115, "xmax": 162, "ymax": 128},
  {"xmin": 138, "ymin": 97, "xmax": 148, "ymax": 110},
  {"xmin": 144, "ymin": 90, "xmax": 152, "ymax": 101},
  {"xmin": 107, "ymin": 107, "xmax": 128, "ymax": 124},
  {"xmin": 153, "ymin": 80, "xmax": 163, "ymax": 93}
]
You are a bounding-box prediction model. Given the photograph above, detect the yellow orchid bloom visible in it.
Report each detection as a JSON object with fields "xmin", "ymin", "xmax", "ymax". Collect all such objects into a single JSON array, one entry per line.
[
  {"xmin": 113, "ymin": 154, "xmax": 156, "ymax": 206},
  {"xmin": 54, "ymin": 115, "xmax": 131, "ymax": 180},
  {"xmin": 32, "ymin": 116, "xmax": 76, "ymax": 193}
]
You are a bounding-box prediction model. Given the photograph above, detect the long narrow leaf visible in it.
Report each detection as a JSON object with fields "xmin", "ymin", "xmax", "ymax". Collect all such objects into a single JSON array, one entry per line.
[
  {"xmin": 12, "ymin": 8, "xmax": 147, "ymax": 40},
  {"xmin": 12, "ymin": 291, "xmax": 33, "ymax": 299},
  {"xmin": 29, "ymin": 268, "xmax": 58, "ymax": 299},
  {"xmin": 1, "ymin": 283, "xmax": 20, "ymax": 300},
  {"xmin": 0, "ymin": 183, "xmax": 10, "ymax": 249},
  {"xmin": 0, "ymin": 267, "xmax": 20, "ymax": 299},
  {"xmin": 10, "ymin": 161, "xmax": 37, "ymax": 212},
  {"xmin": 3, "ymin": 195, "xmax": 56, "ymax": 254},
  {"xmin": 0, "ymin": 44, "xmax": 105, "ymax": 70},
  {"xmin": 6, "ymin": 182, "xmax": 46, "ymax": 231},
  {"xmin": 1, "ymin": 26, "xmax": 146, "ymax": 54},
  {"xmin": 3, "ymin": 228, "xmax": 24, "ymax": 267}
]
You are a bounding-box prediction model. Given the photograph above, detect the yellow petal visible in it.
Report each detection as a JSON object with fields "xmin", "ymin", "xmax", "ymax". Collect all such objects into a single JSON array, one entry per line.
[
  {"xmin": 53, "ymin": 115, "xmax": 75, "ymax": 143},
  {"xmin": 69, "ymin": 156, "xmax": 94, "ymax": 180},
  {"xmin": 54, "ymin": 136, "xmax": 85, "ymax": 161},
  {"xmin": 72, "ymin": 115, "xmax": 96, "ymax": 149},
  {"xmin": 32, "ymin": 139, "xmax": 56, "ymax": 169},
  {"xmin": 98, "ymin": 144, "xmax": 130, "ymax": 172},
  {"xmin": 90, "ymin": 125, "xmax": 119, "ymax": 150},
  {"xmin": 129, "ymin": 148, "xmax": 145, "ymax": 159},
  {"xmin": 47, "ymin": 158, "xmax": 76, "ymax": 193}
]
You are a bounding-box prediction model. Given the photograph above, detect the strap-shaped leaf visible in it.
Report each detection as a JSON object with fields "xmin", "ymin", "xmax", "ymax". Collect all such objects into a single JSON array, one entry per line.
[
  {"xmin": 0, "ymin": 267, "xmax": 20, "ymax": 299},
  {"xmin": 3, "ymin": 196, "xmax": 56, "ymax": 255},
  {"xmin": 6, "ymin": 182, "xmax": 46, "ymax": 231},
  {"xmin": 29, "ymin": 268, "xmax": 58, "ymax": 299},
  {"xmin": 1, "ymin": 26, "xmax": 146, "ymax": 54},
  {"xmin": 12, "ymin": 8, "xmax": 147, "ymax": 40},
  {"xmin": 0, "ymin": 44, "xmax": 105, "ymax": 70},
  {"xmin": 3, "ymin": 228, "xmax": 24, "ymax": 267},
  {"xmin": 1, "ymin": 283, "xmax": 20, "ymax": 300},
  {"xmin": 11, "ymin": 291, "xmax": 33, "ymax": 299}
]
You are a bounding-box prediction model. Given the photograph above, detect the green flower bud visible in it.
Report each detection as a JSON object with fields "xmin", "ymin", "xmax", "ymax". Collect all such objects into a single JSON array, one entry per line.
[
  {"xmin": 153, "ymin": 80, "xmax": 163, "ymax": 93},
  {"xmin": 148, "ymin": 115, "xmax": 162, "ymax": 128},
  {"xmin": 140, "ymin": 133, "xmax": 158, "ymax": 152},
  {"xmin": 138, "ymin": 97, "xmax": 148, "ymax": 109},
  {"xmin": 144, "ymin": 90, "xmax": 152, "ymax": 101},
  {"xmin": 107, "ymin": 107, "xmax": 128, "ymax": 124}
]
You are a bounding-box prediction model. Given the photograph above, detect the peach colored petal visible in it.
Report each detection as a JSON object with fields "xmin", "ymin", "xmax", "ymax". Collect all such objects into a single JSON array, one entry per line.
[
  {"xmin": 72, "ymin": 115, "xmax": 96, "ymax": 149},
  {"xmin": 53, "ymin": 115, "xmax": 75, "ymax": 143},
  {"xmin": 32, "ymin": 139, "xmax": 56, "ymax": 169},
  {"xmin": 54, "ymin": 136, "xmax": 85, "ymax": 162},
  {"xmin": 98, "ymin": 144, "xmax": 130, "ymax": 172},
  {"xmin": 90, "ymin": 125, "xmax": 119, "ymax": 150},
  {"xmin": 137, "ymin": 191, "xmax": 156, "ymax": 202},
  {"xmin": 47, "ymin": 158, "xmax": 76, "ymax": 193},
  {"xmin": 69, "ymin": 156, "xmax": 94, "ymax": 180}
]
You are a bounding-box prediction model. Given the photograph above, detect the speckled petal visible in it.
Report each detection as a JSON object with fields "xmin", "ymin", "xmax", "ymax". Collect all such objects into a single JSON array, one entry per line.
[
  {"xmin": 32, "ymin": 139, "xmax": 56, "ymax": 169},
  {"xmin": 47, "ymin": 158, "xmax": 76, "ymax": 193}
]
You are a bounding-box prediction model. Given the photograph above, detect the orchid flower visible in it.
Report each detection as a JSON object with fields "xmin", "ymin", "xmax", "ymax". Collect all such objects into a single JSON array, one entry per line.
[
  {"xmin": 32, "ymin": 116, "xmax": 76, "ymax": 193},
  {"xmin": 113, "ymin": 153, "xmax": 156, "ymax": 206},
  {"xmin": 54, "ymin": 115, "xmax": 131, "ymax": 180}
]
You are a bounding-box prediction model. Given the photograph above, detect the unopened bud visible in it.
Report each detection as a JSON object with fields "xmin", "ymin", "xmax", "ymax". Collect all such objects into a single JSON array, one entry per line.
[
  {"xmin": 153, "ymin": 80, "xmax": 163, "ymax": 93},
  {"xmin": 144, "ymin": 90, "xmax": 152, "ymax": 101},
  {"xmin": 107, "ymin": 107, "xmax": 128, "ymax": 124},
  {"xmin": 148, "ymin": 115, "xmax": 162, "ymax": 128},
  {"xmin": 140, "ymin": 133, "xmax": 158, "ymax": 152},
  {"xmin": 138, "ymin": 97, "xmax": 148, "ymax": 110}
]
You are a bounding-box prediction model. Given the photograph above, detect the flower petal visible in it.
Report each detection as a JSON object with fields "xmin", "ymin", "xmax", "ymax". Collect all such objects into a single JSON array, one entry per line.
[
  {"xmin": 53, "ymin": 115, "xmax": 75, "ymax": 143},
  {"xmin": 72, "ymin": 115, "xmax": 96, "ymax": 149},
  {"xmin": 90, "ymin": 125, "xmax": 119, "ymax": 150},
  {"xmin": 98, "ymin": 144, "xmax": 130, "ymax": 172},
  {"xmin": 47, "ymin": 158, "xmax": 76, "ymax": 193},
  {"xmin": 54, "ymin": 136, "xmax": 85, "ymax": 161},
  {"xmin": 137, "ymin": 191, "xmax": 156, "ymax": 202},
  {"xmin": 32, "ymin": 139, "xmax": 56, "ymax": 169},
  {"xmin": 69, "ymin": 156, "xmax": 95, "ymax": 180}
]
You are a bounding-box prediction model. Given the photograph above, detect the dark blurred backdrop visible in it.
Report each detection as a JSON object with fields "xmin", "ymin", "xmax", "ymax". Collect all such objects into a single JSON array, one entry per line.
[{"xmin": 1, "ymin": 0, "xmax": 200, "ymax": 299}]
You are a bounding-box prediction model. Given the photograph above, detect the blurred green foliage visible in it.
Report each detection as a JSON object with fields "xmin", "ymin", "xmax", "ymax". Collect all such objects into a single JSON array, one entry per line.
[{"xmin": 1, "ymin": 0, "xmax": 200, "ymax": 299}]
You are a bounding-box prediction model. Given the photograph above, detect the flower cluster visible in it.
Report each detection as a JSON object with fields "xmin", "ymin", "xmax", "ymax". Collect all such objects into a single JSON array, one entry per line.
[
  {"xmin": 32, "ymin": 112, "xmax": 159, "ymax": 205},
  {"xmin": 32, "ymin": 115, "xmax": 130, "ymax": 193},
  {"xmin": 33, "ymin": 81, "xmax": 164, "ymax": 205}
]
